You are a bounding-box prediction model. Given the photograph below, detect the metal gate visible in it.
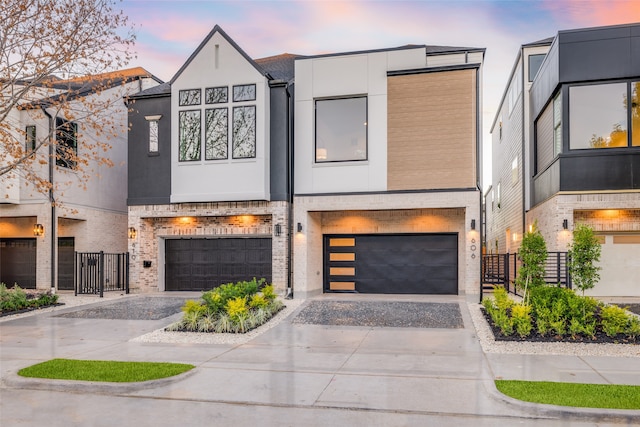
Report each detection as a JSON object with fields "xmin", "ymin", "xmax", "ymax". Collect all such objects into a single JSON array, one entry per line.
[{"xmin": 75, "ymin": 252, "xmax": 129, "ymax": 297}]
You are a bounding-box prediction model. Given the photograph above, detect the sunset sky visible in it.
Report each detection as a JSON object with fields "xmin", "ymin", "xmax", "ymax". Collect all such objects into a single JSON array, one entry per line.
[{"xmin": 120, "ymin": 0, "xmax": 640, "ymax": 185}]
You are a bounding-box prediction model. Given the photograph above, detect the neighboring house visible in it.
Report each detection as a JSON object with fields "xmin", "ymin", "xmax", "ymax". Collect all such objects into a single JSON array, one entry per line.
[
  {"xmin": 487, "ymin": 37, "xmax": 553, "ymax": 254},
  {"xmin": 127, "ymin": 26, "xmax": 294, "ymax": 293},
  {"xmin": 293, "ymin": 45, "xmax": 485, "ymax": 298},
  {"xmin": 489, "ymin": 23, "xmax": 640, "ymax": 297},
  {"xmin": 0, "ymin": 68, "xmax": 160, "ymax": 290}
]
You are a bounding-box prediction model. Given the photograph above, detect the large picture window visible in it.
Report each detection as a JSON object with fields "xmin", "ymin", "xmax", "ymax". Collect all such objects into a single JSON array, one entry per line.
[
  {"xmin": 232, "ymin": 106, "xmax": 256, "ymax": 158},
  {"xmin": 55, "ymin": 118, "xmax": 77, "ymax": 169},
  {"xmin": 315, "ymin": 97, "xmax": 367, "ymax": 163},
  {"xmin": 179, "ymin": 110, "xmax": 201, "ymax": 161},
  {"xmin": 206, "ymin": 108, "xmax": 228, "ymax": 160},
  {"xmin": 570, "ymin": 83, "xmax": 628, "ymax": 149},
  {"xmin": 633, "ymin": 82, "xmax": 640, "ymax": 147}
]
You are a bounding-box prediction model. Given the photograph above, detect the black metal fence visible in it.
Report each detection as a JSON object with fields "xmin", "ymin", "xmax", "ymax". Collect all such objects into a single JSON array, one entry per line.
[
  {"xmin": 75, "ymin": 252, "xmax": 129, "ymax": 297},
  {"xmin": 482, "ymin": 252, "xmax": 571, "ymax": 297}
]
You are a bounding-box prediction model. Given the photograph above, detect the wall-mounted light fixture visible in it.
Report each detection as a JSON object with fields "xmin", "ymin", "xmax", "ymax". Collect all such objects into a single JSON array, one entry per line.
[
  {"xmin": 297, "ymin": 222, "xmax": 303, "ymax": 233},
  {"xmin": 471, "ymin": 219, "xmax": 476, "ymax": 230},
  {"xmin": 529, "ymin": 224, "xmax": 533, "ymax": 233},
  {"xmin": 274, "ymin": 224, "xmax": 282, "ymax": 236},
  {"xmin": 128, "ymin": 227, "xmax": 137, "ymax": 239},
  {"xmin": 562, "ymin": 219, "xmax": 568, "ymax": 230},
  {"xmin": 33, "ymin": 223, "xmax": 44, "ymax": 237}
]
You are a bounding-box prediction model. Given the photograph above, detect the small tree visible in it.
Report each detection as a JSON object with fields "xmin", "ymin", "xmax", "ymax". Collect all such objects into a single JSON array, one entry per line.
[
  {"xmin": 516, "ymin": 222, "xmax": 547, "ymax": 305},
  {"xmin": 568, "ymin": 224, "xmax": 601, "ymax": 296}
]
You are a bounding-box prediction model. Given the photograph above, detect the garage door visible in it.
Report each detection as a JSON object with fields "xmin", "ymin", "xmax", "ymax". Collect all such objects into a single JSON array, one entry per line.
[
  {"xmin": 165, "ymin": 238, "xmax": 272, "ymax": 291},
  {"xmin": 594, "ymin": 234, "xmax": 640, "ymax": 297},
  {"xmin": 324, "ymin": 234, "xmax": 458, "ymax": 294},
  {"xmin": 0, "ymin": 238, "xmax": 37, "ymax": 289}
]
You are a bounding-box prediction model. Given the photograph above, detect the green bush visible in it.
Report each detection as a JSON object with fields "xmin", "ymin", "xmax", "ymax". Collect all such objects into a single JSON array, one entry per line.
[
  {"xmin": 511, "ymin": 304, "xmax": 532, "ymax": 338},
  {"xmin": 0, "ymin": 284, "xmax": 58, "ymax": 313},
  {"xmin": 601, "ymin": 305, "xmax": 631, "ymax": 338},
  {"xmin": 171, "ymin": 278, "xmax": 283, "ymax": 334}
]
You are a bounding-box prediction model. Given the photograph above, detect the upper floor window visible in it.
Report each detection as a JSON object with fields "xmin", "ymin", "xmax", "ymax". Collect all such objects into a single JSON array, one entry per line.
[
  {"xmin": 233, "ymin": 84, "xmax": 256, "ymax": 102},
  {"xmin": 206, "ymin": 86, "xmax": 228, "ymax": 104},
  {"xmin": 145, "ymin": 115, "xmax": 161, "ymax": 153},
  {"xmin": 528, "ymin": 54, "xmax": 545, "ymax": 82},
  {"xmin": 315, "ymin": 96, "xmax": 367, "ymax": 163},
  {"xmin": 178, "ymin": 110, "xmax": 201, "ymax": 161},
  {"xmin": 569, "ymin": 82, "xmax": 629, "ymax": 150},
  {"xmin": 179, "ymin": 89, "xmax": 201, "ymax": 106},
  {"xmin": 206, "ymin": 108, "xmax": 228, "ymax": 160},
  {"xmin": 553, "ymin": 93, "xmax": 562, "ymax": 156},
  {"xmin": 25, "ymin": 125, "xmax": 36, "ymax": 152},
  {"xmin": 55, "ymin": 118, "xmax": 77, "ymax": 169},
  {"xmin": 511, "ymin": 157, "xmax": 518, "ymax": 185},
  {"xmin": 507, "ymin": 65, "xmax": 522, "ymax": 116},
  {"xmin": 232, "ymin": 106, "xmax": 256, "ymax": 158},
  {"xmin": 632, "ymin": 82, "xmax": 640, "ymax": 147}
]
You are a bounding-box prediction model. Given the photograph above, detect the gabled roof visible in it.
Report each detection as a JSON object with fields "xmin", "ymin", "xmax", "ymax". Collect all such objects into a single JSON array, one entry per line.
[
  {"xmin": 18, "ymin": 67, "xmax": 162, "ymax": 109},
  {"xmin": 129, "ymin": 82, "xmax": 171, "ymax": 99},
  {"xmin": 523, "ymin": 37, "xmax": 554, "ymax": 48},
  {"xmin": 170, "ymin": 25, "xmax": 273, "ymax": 84},
  {"xmin": 297, "ymin": 43, "xmax": 484, "ymax": 60}
]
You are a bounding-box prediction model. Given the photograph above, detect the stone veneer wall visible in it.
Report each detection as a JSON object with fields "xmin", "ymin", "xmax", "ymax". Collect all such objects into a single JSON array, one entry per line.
[{"xmin": 128, "ymin": 201, "xmax": 290, "ymax": 294}]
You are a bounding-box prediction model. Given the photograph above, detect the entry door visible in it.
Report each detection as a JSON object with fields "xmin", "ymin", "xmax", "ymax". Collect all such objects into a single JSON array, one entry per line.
[
  {"xmin": 58, "ymin": 237, "xmax": 75, "ymax": 290},
  {"xmin": 0, "ymin": 239, "xmax": 37, "ymax": 289},
  {"xmin": 324, "ymin": 234, "xmax": 458, "ymax": 294}
]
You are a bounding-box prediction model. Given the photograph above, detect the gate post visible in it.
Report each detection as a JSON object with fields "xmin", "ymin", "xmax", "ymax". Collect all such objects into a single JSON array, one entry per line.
[
  {"xmin": 125, "ymin": 252, "xmax": 130, "ymax": 294},
  {"xmin": 99, "ymin": 251, "xmax": 104, "ymax": 298}
]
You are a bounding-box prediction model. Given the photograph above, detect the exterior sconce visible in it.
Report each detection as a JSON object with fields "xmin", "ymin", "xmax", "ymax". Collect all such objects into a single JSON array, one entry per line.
[
  {"xmin": 297, "ymin": 222, "xmax": 303, "ymax": 233},
  {"xmin": 274, "ymin": 224, "xmax": 282, "ymax": 236},
  {"xmin": 33, "ymin": 223, "xmax": 44, "ymax": 237},
  {"xmin": 128, "ymin": 227, "xmax": 137, "ymax": 239},
  {"xmin": 470, "ymin": 219, "xmax": 476, "ymax": 230},
  {"xmin": 528, "ymin": 224, "xmax": 533, "ymax": 233},
  {"xmin": 562, "ymin": 219, "xmax": 568, "ymax": 230}
]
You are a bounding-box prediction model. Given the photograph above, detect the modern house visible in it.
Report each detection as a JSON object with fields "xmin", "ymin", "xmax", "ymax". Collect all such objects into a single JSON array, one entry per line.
[
  {"xmin": 128, "ymin": 25, "xmax": 486, "ymax": 298},
  {"xmin": 0, "ymin": 68, "xmax": 160, "ymax": 290},
  {"xmin": 488, "ymin": 23, "xmax": 640, "ymax": 297},
  {"xmin": 127, "ymin": 26, "xmax": 294, "ymax": 294},
  {"xmin": 293, "ymin": 45, "xmax": 485, "ymax": 298}
]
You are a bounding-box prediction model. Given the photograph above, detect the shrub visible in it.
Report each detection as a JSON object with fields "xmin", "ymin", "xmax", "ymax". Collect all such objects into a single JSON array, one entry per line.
[
  {"xmin": 225, "ymin": 297, "xmax": 248, "ymax": 322},
  {"xmin": 261, "ymin": 284, "xmax": 277, "ymax": 301},
  {"xmin": 511, "ymin": 304, "xmax": 532, "ymax": 338},
  {"xmin": 249, "ymin": 294, "xmax": 268, "ymax": 309},
  {"xmin": 601, "ymin": 305, "xmax": 631, "ymax": 338},
  {"xmin": 567, "ymin": 224, "xmax": 602, "ymax": 295}
]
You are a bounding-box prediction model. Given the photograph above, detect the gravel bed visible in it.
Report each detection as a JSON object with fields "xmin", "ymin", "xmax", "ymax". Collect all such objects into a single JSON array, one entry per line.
[
  {"xmin": 292, "ymin": 301, "xmax": 463, "ymax": 328},
  {"xmin": 468, "ymin": 301, "xmax": 640, "ymax": 357},
  {"xmin": 130, "ymin": 299, "xmax": 304, "ymax": 345}
]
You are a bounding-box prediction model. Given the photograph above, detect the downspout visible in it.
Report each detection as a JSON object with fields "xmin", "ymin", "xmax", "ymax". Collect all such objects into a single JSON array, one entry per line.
[
  {"xmin": 285, "ymin": 83, "xmax": 294, "ymax": 299},
  {"xmin": 41, "ymin": 106, "xmax": 56, "ymax": 294},
  {"xmin": 476, "ymin": 66, "xmax": 483, "ymax": 303}
]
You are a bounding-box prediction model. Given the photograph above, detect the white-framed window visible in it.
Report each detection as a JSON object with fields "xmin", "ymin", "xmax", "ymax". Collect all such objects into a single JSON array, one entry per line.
[
  {"xmin": 315, "ymin": 96, "xmax": 367, "ymax": 163},
  {"xmin": 25, "ymin": 125, "xmax": 36, "ymax": 152},
  {"xmin": 145, "ymin": 115, "xmax": 162, "ymax": 153}
]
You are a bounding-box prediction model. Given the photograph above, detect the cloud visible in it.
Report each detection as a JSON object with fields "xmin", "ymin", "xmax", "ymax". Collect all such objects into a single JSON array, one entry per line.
[{"xmin": 540, "ymin": 0, "xmax": 640, "ymax": 28}]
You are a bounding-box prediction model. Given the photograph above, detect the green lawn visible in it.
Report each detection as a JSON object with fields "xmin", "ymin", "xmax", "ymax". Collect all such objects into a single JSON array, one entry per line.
[
  {"xmin": 18, "ymin": 359, "xmax": 194, "ymax": 383},
  {"xmin": 496, "ymin": 380, "xmax": 640, "ymax": 410}
]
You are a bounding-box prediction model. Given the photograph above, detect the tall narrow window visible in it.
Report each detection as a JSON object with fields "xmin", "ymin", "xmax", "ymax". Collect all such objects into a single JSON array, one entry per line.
[
  {"xmin": 25, "ymin": 125, "xmax": 36, "ymax": 151},
  {"xmin": 528, "ymin": 54, "xmax": 545, "ymax": 82},
  {"xmin": 232, "ymin": 106, "xmax": 256, "ymax": 158},
  {"xmin": 149, "ymin": 120, "xmax": 159, "ymax": 153},
  {"xmin": 511, "ymin": 157, "xmax": 518, "ymax": 185},
  {"xmin": 179, "ymin": 110, "xmax": 201, "ymax": 161},
  {"xmin": 55, "ymin": 118, "xmax": 77, "ymax": 169},
  {"xmin": 315, "ymin": 97, "xmax": 367, "ymax": 163},
  {"xmin": 553, "ymin": 93, "xmax": 562, "ymax": 156},
  {"xmin": 206, "ymin": 108, "xmax": 228, "ymax": 160}
]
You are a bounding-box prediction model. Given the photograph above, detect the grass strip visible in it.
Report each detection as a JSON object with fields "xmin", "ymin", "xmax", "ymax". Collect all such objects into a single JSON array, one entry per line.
[
  {"xmin": 18, "ymin": 359, "xmax": 194, "ymax": 383},
  {"xmin": 495, "ymin": 380, "xmax": 640, "ymax": 409}
]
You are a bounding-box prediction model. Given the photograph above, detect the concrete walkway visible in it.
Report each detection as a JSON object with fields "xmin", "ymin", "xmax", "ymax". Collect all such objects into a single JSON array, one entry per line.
[{"xmin": 1, "ymin": 293, "xmax": 639, "ymax": 426}]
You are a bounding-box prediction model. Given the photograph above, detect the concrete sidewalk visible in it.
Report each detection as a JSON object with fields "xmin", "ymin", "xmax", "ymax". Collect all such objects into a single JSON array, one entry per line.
[{"xmin": 1, "ymin": 293, "xmax": 639, "ymax": 426}]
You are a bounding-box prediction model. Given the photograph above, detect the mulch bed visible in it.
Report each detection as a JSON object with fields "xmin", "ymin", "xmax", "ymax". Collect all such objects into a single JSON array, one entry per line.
[
  {"xmin": 481, "ymin": 308, "xmax": 639, "ymax": 345},
  {"xmin": 0, "ymin": 303, "xmax": 64, "ymax": 318}
]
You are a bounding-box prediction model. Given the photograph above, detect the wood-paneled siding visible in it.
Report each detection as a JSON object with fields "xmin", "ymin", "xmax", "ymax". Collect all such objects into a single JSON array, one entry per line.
[{"xmin": 387, "ymin": 69, "xmax": 477, "ymax": 191}]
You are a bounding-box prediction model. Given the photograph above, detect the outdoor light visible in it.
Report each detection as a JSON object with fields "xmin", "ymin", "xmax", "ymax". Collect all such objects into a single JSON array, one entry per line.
[
  {"xmin": 297, "ymin": 222, "xmax": 303, "ymax": 233},
  {"xmin": 562, "ymin": 219, "xmax": 568, "ymax": 230},
  {"xmin": 33, "ymin": 223, "xmax": 44, "ymax": 237},
  {"xmin": 128, "ymin": 227, "xmax": 137, "ymax": 239},
  {"xmin": 274, "ymin": 224, "xmax": 282, "ymax": 236},
  {"xmin": 471, "ymin": 219, "xmax": 476, "ymax": 230}
]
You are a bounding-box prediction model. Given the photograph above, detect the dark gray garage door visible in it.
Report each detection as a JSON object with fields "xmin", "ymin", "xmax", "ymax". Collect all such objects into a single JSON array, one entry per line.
[
  {"xmin": 323, "ymin": 234, "xmax": 458, "ymax": 294},
  {"xmin": 0, "ymin": 238, "xmax": 37, "ymax": 289},
  {"xmin": 165, "ymin": 238, "xmax": 272, "ymax": 291}
]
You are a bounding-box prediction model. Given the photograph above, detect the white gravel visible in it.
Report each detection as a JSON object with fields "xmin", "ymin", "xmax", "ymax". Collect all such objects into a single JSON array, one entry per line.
[
  {"xmin": 130, "ymin": 298, "xmax": 305, "ymax": 345},
  {"xmin": 468, "ymin": 301, "xmax": 640, "ymax": 358}
]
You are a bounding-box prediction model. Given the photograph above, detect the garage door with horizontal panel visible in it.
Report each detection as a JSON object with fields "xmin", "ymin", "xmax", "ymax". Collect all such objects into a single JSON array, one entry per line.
[
  {"xmin": 165, "ymin": 238, "xmax": 272, "ymax": 291},
  {"xmin": 324, "ymin": 234, "xmax": 458, "ymax": 294},
  {"xmin": 0, "ymin": 238, "xmax": 37, "ymax": 289}
]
